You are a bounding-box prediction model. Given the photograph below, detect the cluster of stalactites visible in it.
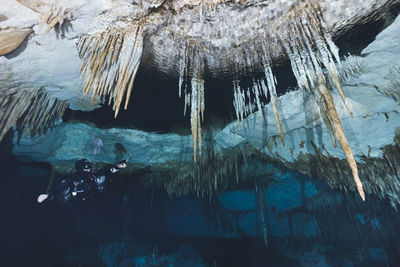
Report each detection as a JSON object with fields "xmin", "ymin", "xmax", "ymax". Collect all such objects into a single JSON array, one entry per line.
[
  {"xmin": 78, "ymin": 23, "xmax": 144, "ymax": 118},
  {"xmin": 178, "ymin": 47, "xmax": 205, "ymax": 161},
  {"xmin": 232, "ymin": 80, "xmax": 256, "ymax": 126},
  {"xmin": 16, "ymin": 0, "xmax": 73, "ymax": 33},
  {"xmin": 165, "ymin": 143, "xmax": 243, "ymax": 198},
  {"xmin": 282, "ymin": 4, "xmax": 364, "ymax": 200},
  {"xmin": 232, "ymin": 68, "xmax": 284, "ymax": 146},
  {"xmin": 339, "ymin": 55, "xmax": 364, "ymax": 83},
  {"xmin": 0, "ymin": 88, "xmax": 69, "ymax": 142},
  {"xmin": 261, "ymin": 55, "xmax": 285, "ymax": 146},
  {"xmin": 230, "ymin": 3, "xmax": 365, "ymax": 200}
]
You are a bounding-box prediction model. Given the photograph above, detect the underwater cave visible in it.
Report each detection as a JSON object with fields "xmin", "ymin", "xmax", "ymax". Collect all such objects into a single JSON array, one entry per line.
[{"xmin": 1, "ymin": 0, "xmax": 400, "ymax": 266}]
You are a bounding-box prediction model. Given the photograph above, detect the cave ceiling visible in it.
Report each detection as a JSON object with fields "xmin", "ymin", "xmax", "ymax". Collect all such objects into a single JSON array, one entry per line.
[{"xmin": 1, "ymin": 0, "xmax": 400, "ymax": 202}]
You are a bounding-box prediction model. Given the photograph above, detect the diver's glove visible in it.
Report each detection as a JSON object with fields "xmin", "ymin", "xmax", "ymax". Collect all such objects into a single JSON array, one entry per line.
[
  {"xmin": 37, "ymin": 194, "xmax": 49, "ymax": 203},
  {"xmin": 110, "ymin": 160, "xmax": 127, "ymax": 173},
  {"xmin": 115, "ymin": 160, "xmax": 127, "ymax": 169}
]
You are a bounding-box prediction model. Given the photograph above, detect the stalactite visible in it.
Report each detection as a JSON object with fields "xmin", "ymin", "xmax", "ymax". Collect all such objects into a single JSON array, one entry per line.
[
  {"xmin": 18, "ymin": 90, "xmax": 69, "ymax": 136},
  {"xmin": 318, "ymin": 95, "xmax": 337, "ymax": 148},
  {"xmin": 257, "ymin": 39, "xmax": 285, "ymax": 145},
  {"xmin": 190, "ymin": 73, "xmax": 205, "ymax": 161},
  {"xmin": 162, "ymin": 130, "xmax": 251, "ymax": 197},
  {"xmin": 251, "ymin": 79, "xmax": 265, "ymax": 122},
  {"xmin": 177, "ymin": 45, "xmax": 205, "ymax": 161},
  {"xmin": 0, "ymin": 87, "xmax": 69, "ymax": 142},
  {"xmin": 307, "ymin": 9, "xmax": 353, "ymax": 117},
  {"xmin": 180, "ymin": 44, "xmax": 190, "ymax": 116},
  {"xmin": 232, "ymin": 80, "xmax": 259, "ymax": 127},
  {"xmin": 178, "ymin": 49, "xmax": 186, "ymax": 98},
  {"xmin": 191, "ymin": 76, "xmax": 200, "ymax": 161},
  {"xmin": 16, "ymin": 0, "xmax": 73, "ymax": 33},
  {"xmin": 280, "ymin": 4, "xmax": 365, "ymax": 200},
  {"xmin": 78, "ymin": 24, "xmax": 144, "ymax": 117},
  {"xmin": 255, "ymin": 183, "xmax": 268, "ymax": 248},
  {"xmin": 339, "ymin": 55, "xmax": 363, "ymax": 83},
  {"xmin": 231, "ymin": 44, "xmax": 285, "ymax": 145},
  {"xmin": 260, "ymin": 78, "xmax": 284, "ymax": 146},
  {"xmin": 184, "ymin": 88, "xmax": 190, "ymax": 116},
  {"xmin": 228, "ymin": 2, "xmax": 365, "ymax": 200},
  {"xmin": 233, "ymin": 80, "xmax": 244, "ymax": 126},
  {"xmin": 164, "ymin": 143, "xmax": 246, "ymax": 198},
  {"xmin": 316, "ymin": 75, "xmax": 365, "ymax": 201}
]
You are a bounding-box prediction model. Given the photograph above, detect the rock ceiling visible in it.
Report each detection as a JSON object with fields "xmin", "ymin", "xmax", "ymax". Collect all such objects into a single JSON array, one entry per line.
[{"xmin": 1, "ymin": 0, "xmax": 400, "ymax": 202}]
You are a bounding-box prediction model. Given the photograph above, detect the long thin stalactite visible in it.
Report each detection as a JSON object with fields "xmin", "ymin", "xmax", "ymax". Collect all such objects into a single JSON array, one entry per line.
[{"xmin": 285, "ymin": 4, "xmax": 365, "ymax": 200}]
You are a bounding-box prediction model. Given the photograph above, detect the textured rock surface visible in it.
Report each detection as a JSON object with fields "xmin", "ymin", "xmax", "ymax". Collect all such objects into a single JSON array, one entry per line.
[
  {"xmin": 13, "ymin": 122, "xmax": 194, "ymax": 166},
  {"xmin": 12, "ymin": 13, "xmax": 400, "ymax": 203},
  {"xmin": 1, "ymin": 0, "xmax": 398, "ymax": 111},
  {"xmin": 0, "ymin": 28, "xmax": 32, "ymax": 55},
  {"xmin": 0, "ymin": 0, "xmax": 102, "ymax": 110},
  {"xmin": 3, "ymin": 3, "xmax": 400, "ymax": 265},
  {"xmin": 217, "ymin": 13, "xmax": 400, "ymax": 160}
]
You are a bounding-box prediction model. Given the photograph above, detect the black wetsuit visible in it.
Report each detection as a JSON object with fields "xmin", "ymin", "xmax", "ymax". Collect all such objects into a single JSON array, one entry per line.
[{"xmin": 50, "ymin": 161, "xmax": 125, "ymax": 203}]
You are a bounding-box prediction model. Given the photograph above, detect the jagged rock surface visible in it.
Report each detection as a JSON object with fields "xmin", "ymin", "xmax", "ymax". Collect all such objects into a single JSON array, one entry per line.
[
  {"xmin": 3, "ymin": 2, "xmax": 400, "ymax": 203},
  {"xmin": 12, "ymin": 13, "xmax": 400, "ymax": 203},
  {"xmin": 1, "ymin": 0, "xmax": 398, "ymax": 110}
]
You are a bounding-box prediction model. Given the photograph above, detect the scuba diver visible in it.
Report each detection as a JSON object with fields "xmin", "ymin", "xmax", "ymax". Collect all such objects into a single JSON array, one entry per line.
[{"xmin": 37, "ymin": 159, "xmax": 127, "ymax": 203}]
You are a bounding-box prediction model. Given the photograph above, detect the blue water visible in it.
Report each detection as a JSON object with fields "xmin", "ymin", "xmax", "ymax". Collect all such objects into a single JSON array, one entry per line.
[{"xmin": 1, "ymin": 156, "xmax": 399, "ymax": 266}]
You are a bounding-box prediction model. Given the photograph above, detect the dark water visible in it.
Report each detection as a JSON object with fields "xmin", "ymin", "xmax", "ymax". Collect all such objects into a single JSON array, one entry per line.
[
  {"xmin": 0, "ymin": 162, "xmax": 285, "ymax": 266},
  {"xmin": 1, "ymin": 147, "xmax": 400, "ymax": 267}
]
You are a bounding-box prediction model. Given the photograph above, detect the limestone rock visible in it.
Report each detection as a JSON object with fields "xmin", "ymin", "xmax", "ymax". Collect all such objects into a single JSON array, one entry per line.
[{"xmin": 0, "ymin": 28, "xmax": 32, "ymax": 55}]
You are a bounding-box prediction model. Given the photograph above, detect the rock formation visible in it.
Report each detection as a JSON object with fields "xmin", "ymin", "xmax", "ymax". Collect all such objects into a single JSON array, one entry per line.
[{"xmin": 1, "ymin": 0, "xmax": 400, "ymax": 203}]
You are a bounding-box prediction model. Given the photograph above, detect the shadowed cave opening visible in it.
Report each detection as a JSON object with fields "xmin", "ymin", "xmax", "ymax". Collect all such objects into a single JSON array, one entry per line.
[
  {"xmin": 62, "ymin": 62, "xmax": 298, "ymax": 134},
  {"xmin": 333, "ymin": 3, "xmax": 400, "ymax": 56}
]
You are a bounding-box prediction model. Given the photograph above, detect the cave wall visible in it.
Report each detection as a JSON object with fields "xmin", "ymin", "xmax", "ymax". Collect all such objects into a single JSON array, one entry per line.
[{"xmin": 11, "ymin": 13, "xmax": 400, "ymax": 204}]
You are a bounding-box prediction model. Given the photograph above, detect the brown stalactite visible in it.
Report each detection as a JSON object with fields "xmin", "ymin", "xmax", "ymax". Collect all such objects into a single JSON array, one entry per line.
[
  {"xmin": 319, "ymin": 95, "xmax": 337, "ymax": 148},
  {"xmin": 316, "ymin": 74, "xmax": 365, "ymax": 201},
  {"xmin": 78, "ymin": 24, "xmax": 144, "ymax": 118},
  {"xmin": 271, "ymin": 96, "xmax": 285, "ymax": 146}
]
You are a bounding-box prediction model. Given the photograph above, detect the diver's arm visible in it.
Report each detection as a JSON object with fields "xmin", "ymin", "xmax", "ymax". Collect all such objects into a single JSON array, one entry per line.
[
  {"xmin": 111, "ymin": 160, "xmax": 127, "ymax": 172},
  {"xmin": 37, "ymin": 188, "xmax": 56, "ymax": 203},
  {"xmin": 37, "ymin": 183, "xmax": 56, "ymax": 203},
  {"xmin": 95, "ymin": 160, "xmax": 127, "ymax": 176},
  {"xmin": 37, "ymin": 177, "xmax": 74, "ymax": 203}
]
